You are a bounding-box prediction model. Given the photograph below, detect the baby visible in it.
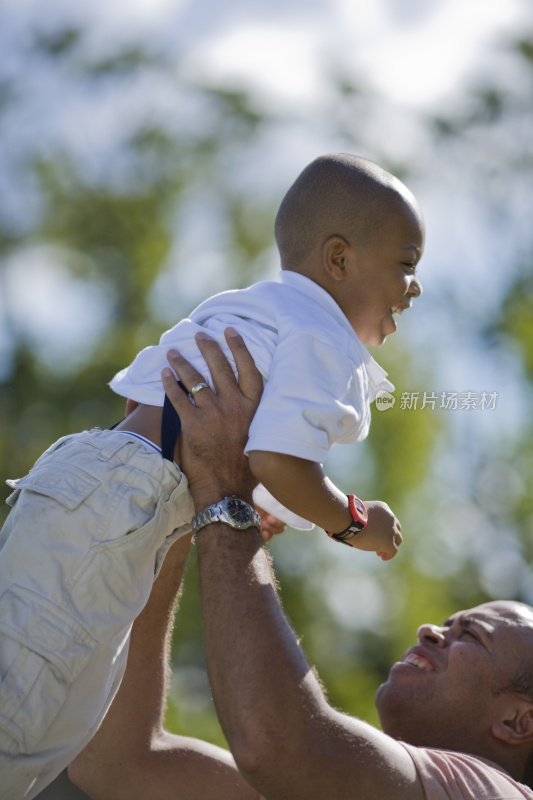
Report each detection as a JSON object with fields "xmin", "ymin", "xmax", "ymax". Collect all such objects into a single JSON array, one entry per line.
[{"xmin": 111, "ymin": 152, "xmax": 424, "ymax": 554}]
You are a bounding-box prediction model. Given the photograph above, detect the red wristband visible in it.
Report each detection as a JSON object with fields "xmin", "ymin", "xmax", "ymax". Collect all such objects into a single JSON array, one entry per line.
[
  {"xmin": 348, "ymin": 494, "xmax": 368, "ymax": 527},
  {"xmin": 326, "ymin": 494, "xmax": 368, "ymax": 546}
]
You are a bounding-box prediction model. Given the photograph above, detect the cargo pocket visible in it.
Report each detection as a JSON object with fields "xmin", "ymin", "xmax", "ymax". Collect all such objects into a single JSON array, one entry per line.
[
  {"xmin": 5, "ymin": 463, "xmax": 100, "ymax": 510},
  {"xmin": 68, "ymin": 493, "xmax": 169, "ymax": 641},
  {"xmin": 0, "ymin": 585, "xmax": 97, "ymax": 754}
]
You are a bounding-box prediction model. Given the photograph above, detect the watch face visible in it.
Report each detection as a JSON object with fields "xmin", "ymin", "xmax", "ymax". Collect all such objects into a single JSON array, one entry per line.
[
  {"xmin": 193, "ymin": 497, "xmax": 260, "ymax": 534},
  {"xmin": 227, "ymin": 497, "xmax": 252, "ymax": 523},
  {"xmin": 348, "ymin": 494, "xmax": 368, "ymax": 525},
  {"xmin": 353, "ymin": 497, "xmax": 366, "ymax": 516}
]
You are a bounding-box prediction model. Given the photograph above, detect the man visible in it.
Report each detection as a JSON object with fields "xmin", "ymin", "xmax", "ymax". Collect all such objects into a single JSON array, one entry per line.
[{"xmin": 67, "ymin": 332, "xmax": 533, "ymax": 799}]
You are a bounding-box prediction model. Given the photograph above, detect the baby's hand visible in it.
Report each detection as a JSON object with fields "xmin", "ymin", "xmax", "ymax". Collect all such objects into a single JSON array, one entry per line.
[
  {"xmin": 348, "ymin": 500, "xmax": 402, "ymax": 560},
  {"xmin": 256, "ymin": 506, "xmax": 287, "ymax": 542}
]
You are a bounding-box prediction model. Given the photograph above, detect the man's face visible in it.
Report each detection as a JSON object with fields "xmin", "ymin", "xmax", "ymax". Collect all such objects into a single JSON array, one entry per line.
[{"xmin": 375, "ymin": 601, "xmax": 533, "ymax": 751}]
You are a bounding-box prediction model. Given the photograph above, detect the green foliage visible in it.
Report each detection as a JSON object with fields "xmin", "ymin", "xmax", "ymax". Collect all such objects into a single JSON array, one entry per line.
[
  {"xmin": 494, "ymin": 270, "xmax": 533, "ymax": 380},
  {"xmin": 82, "ymin": 47, "xmax": 164, "ymax": 77},
  {"xmin": 517, "ymin": 37, "xmax": 533, "ymax": 65},
  {"xmin": 2, "ymin": 20, "xmax": 533, "ymax": 747},
  {"xmin": 33, "ymin": 27, "xmax": 83, "ymax": 57},
  {"xmin": 483, "ymin": 262, "xmax": 533, "ymax": 565}
]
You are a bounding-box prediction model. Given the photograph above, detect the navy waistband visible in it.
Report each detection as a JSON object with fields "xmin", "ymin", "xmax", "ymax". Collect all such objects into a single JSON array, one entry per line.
[
  {"xmin": 161, "ymin": 380, "xmax": 189, "ymax": 460},
  {"xmin": 161, "ymin": 393, "xmax": 181, "ymax": 461}
]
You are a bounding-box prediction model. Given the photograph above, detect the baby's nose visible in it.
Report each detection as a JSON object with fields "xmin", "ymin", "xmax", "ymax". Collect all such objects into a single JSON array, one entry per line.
[{"xmin": 409, "ymin": 278, "xmax": 422, "ymax": 298}]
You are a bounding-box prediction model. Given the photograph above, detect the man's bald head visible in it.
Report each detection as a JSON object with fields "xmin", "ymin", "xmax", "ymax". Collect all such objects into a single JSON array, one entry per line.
[
  {"xmin": 274, "ymin": 153, "xmax": 421, "ymax": 269},
  {"xmin": 486, "ymin": 601, "xmax": 533, "ymax": 699}
]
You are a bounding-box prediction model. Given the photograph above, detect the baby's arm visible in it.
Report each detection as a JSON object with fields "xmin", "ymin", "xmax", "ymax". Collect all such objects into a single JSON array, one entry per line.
[{"xmin": 248, "ymin": 451, "xmax": 402, "ymax": 559}]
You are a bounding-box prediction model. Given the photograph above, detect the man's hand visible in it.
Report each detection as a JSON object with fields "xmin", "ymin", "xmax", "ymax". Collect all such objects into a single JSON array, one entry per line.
[
  {"xmin": 349, "ymin": 500, "xmax": 402, "ymax": 561},
  {"xmin": 161, "ymin": 328, "xmax": 263, "ymax": 510}
]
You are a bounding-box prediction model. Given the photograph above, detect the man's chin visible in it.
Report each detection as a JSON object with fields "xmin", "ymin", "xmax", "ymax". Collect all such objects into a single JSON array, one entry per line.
[
  {"xmin": 374, "ymin": 680, "xmax": 392, "ymax": 727},
  {"xmin": 375, "ymin": 679, "xmax": 418, "ymax": 737},
  {"xmin": 376, "ymin": 699, "xmax": 415, "ymax": 742}
]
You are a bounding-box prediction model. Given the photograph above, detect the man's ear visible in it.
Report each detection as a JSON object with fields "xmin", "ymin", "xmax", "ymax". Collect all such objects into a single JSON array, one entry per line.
[
  {"xmin": 322, "ymin": 235, "xmax": 350, "ymax": 281},
  {"xmin": 125, "ymin": 398, "xmax": 139, "ymax": 416},
  {"xmin": 492, "ymin": 699, "xmax": 533, "ymax": 745}
]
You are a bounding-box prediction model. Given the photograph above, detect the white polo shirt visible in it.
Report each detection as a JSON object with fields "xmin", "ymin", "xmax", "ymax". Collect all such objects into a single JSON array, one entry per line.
[{"xmin": 110, "ymin": 270, "xmax": 393, "ymax": 527}]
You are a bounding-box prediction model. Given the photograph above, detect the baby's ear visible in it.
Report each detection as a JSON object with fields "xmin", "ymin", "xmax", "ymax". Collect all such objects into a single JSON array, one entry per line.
[
  {"xmin": 322, "ymin": 235, "xmax": 349, "ymax": 280},
  {"xmin": 492, "ymin": 698, "xmax": 533, "ymax": 745}
]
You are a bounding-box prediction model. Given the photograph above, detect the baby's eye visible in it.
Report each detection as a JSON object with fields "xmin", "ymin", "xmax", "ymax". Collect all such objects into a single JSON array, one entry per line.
[{"xmin": 402, "ymin": 263, "xmax": 416, "ymax": 274}]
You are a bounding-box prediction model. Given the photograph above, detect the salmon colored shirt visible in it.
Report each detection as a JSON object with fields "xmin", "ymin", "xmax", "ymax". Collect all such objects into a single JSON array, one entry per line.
[{"xmin": 401, "ymin": 743, "xmax": 533, "ymax": 799}]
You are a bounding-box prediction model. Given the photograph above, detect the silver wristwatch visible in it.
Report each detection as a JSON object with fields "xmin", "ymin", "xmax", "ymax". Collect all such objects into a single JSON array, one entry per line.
[{"xmin": 192, "ymin": 495, "xmax": 261, "ymax": 534}]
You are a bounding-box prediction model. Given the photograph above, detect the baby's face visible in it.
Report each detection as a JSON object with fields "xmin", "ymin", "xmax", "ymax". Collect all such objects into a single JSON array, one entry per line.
[{"xmin": 339, "ymin": 201, "xmax": 424, "ymax": 346}]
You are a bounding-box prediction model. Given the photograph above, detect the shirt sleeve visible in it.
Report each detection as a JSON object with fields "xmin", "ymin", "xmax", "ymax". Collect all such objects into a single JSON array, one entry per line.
[
  {"xmin": 399, "ymin": 743, "xmax": 533, "ymax": 799},
  {"xmin": 245, "ymin": 331, "xmax": 369, "ymax": 462}
]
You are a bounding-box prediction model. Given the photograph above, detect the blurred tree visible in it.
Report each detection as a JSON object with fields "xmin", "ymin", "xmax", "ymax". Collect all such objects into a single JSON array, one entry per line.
[{"xmin": 1, "ymin": 15, "xmax": 532, "ymax": 752}]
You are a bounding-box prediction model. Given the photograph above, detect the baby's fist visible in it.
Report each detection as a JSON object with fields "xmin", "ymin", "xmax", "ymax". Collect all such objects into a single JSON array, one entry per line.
[
  {"xmin": 349, "ymin": 500, "xmax": 402, "ymax": 560},
  {"xmin": 256, "ymin": 506, "xmax": 287, "ymax": 542}
]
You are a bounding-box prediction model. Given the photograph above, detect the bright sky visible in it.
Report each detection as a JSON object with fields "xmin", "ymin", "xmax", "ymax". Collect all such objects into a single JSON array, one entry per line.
[
  {"xmin": 4, "ymin": 0, "xmax": 528, "ymax": 106},
  {"xmin": 178, "ymin": 0, "xmax": 526, "ymax": 110},
  {"xmin": 1, "ymin": 0, "xmax": 531, "ymax": 417}
]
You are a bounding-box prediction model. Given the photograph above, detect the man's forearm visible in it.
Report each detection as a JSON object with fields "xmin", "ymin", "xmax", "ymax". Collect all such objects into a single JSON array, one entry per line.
[
  {"xmin": 196, "ymin": 522, "xmax": 328, "ymax": 797},
  {"xmin": 69, "ymin": 535, "xmax": 261, "ymax": 800},
  {"xmin": 196, "ymin": 510, "xmax": 422, "ymax": 800},
  {"xmin": 68, "ymin": 535, "xmax": 193, "ymax": 795}
]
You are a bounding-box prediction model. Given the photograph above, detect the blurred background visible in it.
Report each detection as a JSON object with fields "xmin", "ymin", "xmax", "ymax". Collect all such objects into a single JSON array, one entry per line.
[{"xmin": 1, "ymin": 0, "xmax": 532, "ymax": 744}]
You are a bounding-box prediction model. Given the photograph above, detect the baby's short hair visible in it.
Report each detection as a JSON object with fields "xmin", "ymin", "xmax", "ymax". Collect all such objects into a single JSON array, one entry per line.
[{"xmin": 274, "ymin": 153, "xmax": 413, "ymax": 268}]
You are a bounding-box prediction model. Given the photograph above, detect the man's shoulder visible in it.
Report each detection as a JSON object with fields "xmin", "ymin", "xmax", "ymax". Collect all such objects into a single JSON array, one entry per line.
[{"xmin": 400, "ymin": 742, "xmax": 533, "ymax": 799}]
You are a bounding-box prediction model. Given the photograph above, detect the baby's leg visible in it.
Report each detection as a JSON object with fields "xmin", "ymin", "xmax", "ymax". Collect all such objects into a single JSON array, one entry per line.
[{"xmin": 0, "ymin": 428, "xmax": 193, "ymax": 799}]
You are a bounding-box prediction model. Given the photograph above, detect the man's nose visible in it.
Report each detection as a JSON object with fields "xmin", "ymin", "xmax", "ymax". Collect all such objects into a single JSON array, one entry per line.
[{"xmin": 417, "ymin": 623, "xmax": 446, "ymax": 646}]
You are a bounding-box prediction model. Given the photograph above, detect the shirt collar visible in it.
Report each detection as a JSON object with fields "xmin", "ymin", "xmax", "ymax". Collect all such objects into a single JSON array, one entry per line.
[
  {"xmin": 278, "ymin": 269, "xmax": 394, "ymax": 397},
  {"xmin": 278, "ymin": 269, "xmax": 354, "ymax": 334}
]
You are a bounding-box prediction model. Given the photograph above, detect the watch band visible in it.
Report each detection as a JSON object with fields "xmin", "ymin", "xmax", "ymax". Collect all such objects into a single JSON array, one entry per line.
[
  {"xmin": 326, "ymin": 494, "xmax": 368, "ymax": 546},
  {"xmin": 192, "ymin": 495, "xmax": 261, "ymax": 535}
]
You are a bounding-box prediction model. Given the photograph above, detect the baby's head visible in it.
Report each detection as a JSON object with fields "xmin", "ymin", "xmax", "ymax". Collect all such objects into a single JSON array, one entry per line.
[{"xmin": 275, "ymin": 154, "xmax": 425, "ymax": 346}]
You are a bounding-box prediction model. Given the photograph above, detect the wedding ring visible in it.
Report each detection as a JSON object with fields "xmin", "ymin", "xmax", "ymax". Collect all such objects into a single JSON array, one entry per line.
[{"xmin": 189, "ymin": 381, "xmax": 209, "ymax": 397}]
